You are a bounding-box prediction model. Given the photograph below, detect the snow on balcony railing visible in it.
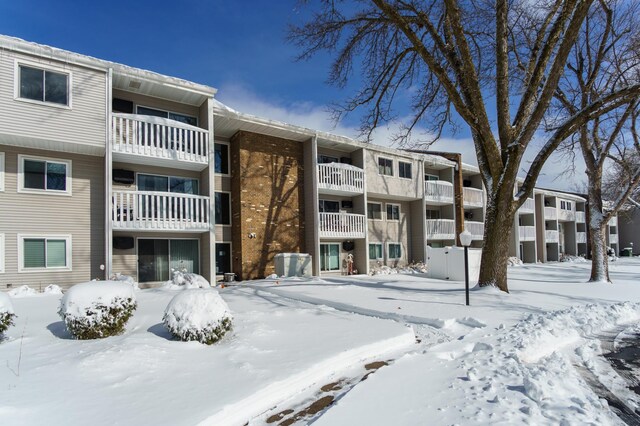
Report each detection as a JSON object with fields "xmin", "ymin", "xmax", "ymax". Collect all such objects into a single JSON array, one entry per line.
[
  {"xmin": 519, "ymin": 198, "xmax": 535, "ymax": 213},
  {"xmin": 111, "ymin": 113, "xmax": 209, "ymax": 164},
  {"xmin": 425, "ymin": 181, "xmax": 454, "ymax": 204},
  {"xmin": 518, "ymin": 225, "xmax": 536, "ymax": 241},
  {"xmin": 575, "ymin": 211, "xmax": 586, "ymax": 223},
  {"xmin": 112, "ymin": 190, "xmax": 210, "ymax": 231},
  {"xmin": 463, "ymin": 187, "xmax": 484, "ymax": 207},
  {"xmin": 545, "ymin": 230, "xmax": 559, "ymax": 243},
  {"xmin": 317, "ymin": 163, "xmax": 364, "ymax": 194},
  {"xmin": 544, "ymin": 207, "xmax": 557, "ymax": 220},
  {"xmin": 319, "ymin": 212, "xmax": 366, "ymax": 238},
  {"xmin": 557, "ymin": 209, "xmax": 575, "ymax": 221},
  {"xmin": 464, "ymin": 221, "xmax": 485, "ymax": 240},
  {"xmin": 577, "ymin": 231, "xmax": 587, "ymax": 244},
  {"xmin": 426, "ymin": 219, "xmax": 456, "ymax": 240}
]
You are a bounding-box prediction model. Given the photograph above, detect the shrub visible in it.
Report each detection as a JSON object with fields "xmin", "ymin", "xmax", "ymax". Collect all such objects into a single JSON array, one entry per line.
[
  {"xmin": 58, "ymin": 281, "xmax": 137, "ymax": 340},
  {"xmin": 163, "ymin": 289, "xmax": 232, "ymax": 345},
  {"xmin": 0, "ymin": 292, "xmax": 16, "ymax": 335}
]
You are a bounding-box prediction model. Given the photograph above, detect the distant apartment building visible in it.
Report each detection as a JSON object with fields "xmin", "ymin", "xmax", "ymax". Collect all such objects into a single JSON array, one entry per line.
[{"xmin": 0, "ymin": 35, "xmax": 632, "ymax": 290}]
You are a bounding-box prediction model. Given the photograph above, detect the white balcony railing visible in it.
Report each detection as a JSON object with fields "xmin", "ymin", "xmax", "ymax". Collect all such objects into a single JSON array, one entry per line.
[
  {"xmin": 545, "ymin": 230, "xmax": 559, "ymax": 243},
  {"xmin": 426, "ymin": 219, "xmax": 456, "ymax": 240},
  {"xmin": 518, "ymin": 225, "xmax": 536, "ymax": 241},
  {"xmin": 319, "ymin": 213, "xmax": 366, "ymax": 238},
  {"xmin": 463, "ymin": 187, "xmax": 484, "ymax": 207},
  {"xmin": 558, "ymin": 209, "xmax": 575, "ymax": 221},
  {"xmin": 464, "ymin": 221, "xmax": 485, "ymax": 240},
  {"xmin": 112, "ymin": 190, "xmax": 210, "ymax": 231},
  {"xmin": 575, "ymin": 211, "xmax": 586, "ymax": 223},
  {"xmin": 577, "ymin": 231, "xmax": 587, "ymax": 244},
  {"xmin": 519, "ymin": 198, "xmax": 535, "ymax": 213},
  {"xmin": 608, "ymin": 216, "xmax": 618, "ymax": 227},
  {"xmin": 425, "ymin": 181, "xmax": 454, "ymax": 204},
  {"xmin": 317, "ymin": 163, "xmax": 364, "ymax": 194},
  {"xmin": 111, "ymin": 113, "xmax": 209, "ymax": 165},
  {"xmin": 544, "ymin": 207, "xmax": 557, "ymax": 220}
]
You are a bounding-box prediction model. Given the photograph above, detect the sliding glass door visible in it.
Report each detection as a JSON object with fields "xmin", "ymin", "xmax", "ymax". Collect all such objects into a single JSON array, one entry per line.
[{"xmin": 138, "ymin": 239, "xmax": 199, "ymax": 282}]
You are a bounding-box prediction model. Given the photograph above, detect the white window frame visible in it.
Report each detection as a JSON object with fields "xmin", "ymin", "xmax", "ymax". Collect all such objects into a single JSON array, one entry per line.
[
  {"xmin": 14, "ymin": 60, "xmax": 72, "ymax": 109},
  {"xmin": 18, "ymin": 154, "xmax": 72, "ymax": 196},
  {"xmin": 214, "ymin": 141, "xmax": 230, "ymax": 176},
  {"xmin": 398, "ymin": 161, "xmax": 412, "ymax": 179},
  {"xmin": 377, "ymin": 156, "xmax": 394, "ymax": 176},
  {"xmin": 368, "ymin": 243, "xmax": 383, "ymax": 260},
  {"xmin": 214, "ymin": 191, "xmax": 232, "ymax": 226},
  {"xmin": 367, "ymin": 202, "xmax": 383, "ymax": 221},
  {"xmin": 0, "ymin": 234, "xmax": 4, "ymax": 273},
  {"xmin": 18, "ymin": 234, "xmax": 72, "ymax": 273},
  {"xmin": 386, "ymin": 203, "xmax": 401, "ymax": 221},
  {"xmin": 387, "ymin": 242, "xmax": 402, "ymax": 260},
  {"xmin": 0, "ymin": 152, "xmax": 4, "ymax": 192}
]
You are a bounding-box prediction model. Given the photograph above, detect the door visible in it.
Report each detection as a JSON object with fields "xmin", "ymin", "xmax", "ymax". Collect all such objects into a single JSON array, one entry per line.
[
  {"xmin": 320, "ymin": 243, "xmax": 340, "ymax": 271},
  {"xmin": 215, "ymin": 243, "xmax": 231, "ymax": 274},
  {"xmin": 138, "ymin": 239, "xmax": 199, "ymax": 282}
]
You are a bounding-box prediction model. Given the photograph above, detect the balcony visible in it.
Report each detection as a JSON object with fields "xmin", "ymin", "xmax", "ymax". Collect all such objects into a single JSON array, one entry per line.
[
  {"xmin": 575, "ymin": 211, "xmax": 586, "ymax": 223},
  {"xmin": 426, "ymin": 219, "xmax": 456, "ymax": 240},
  {"xmin": 319, "ymin": 213, "xmax": 366, "ymax": 239},
  {"xmin": 608, "ymin": 216, "xmax": 618, "ymax": 227},
  {"xmin": 112, "ymin": 190, "xmax": 210, "ymax": 232},
  {"xmin": 545, "ymin": 230, "xmax": 559, "ymax": 243},
  {"xmin": 519, "ymin": 198, "xmax": 535, "ymax": 214},
  {"xmin": 425, "ymin": 181, "xmax": 454, "ymax": 205},
  {"xmin": 464, "ymin": 221, "xmax": 485, "ymax": 240},
  {"xmin": 317, "ymin": 163, "xmax": 364, "ymax": 195},
  {"xmin": 544, "ymin": 207, "xmax": 557, "ymax": 220},
  {"xmin": 518, "ymin": 225, "xmax": 536, "ymax": 241},
  {"xmin": 463, "ymin": 187, "xmax": 484, "ymax": 208},
  {"xmin": 557, "ymin": 209, "xmax": 575, "ymax": 222},
  {"xmin": 111, "ymin": 113, "xmax": 209, "ymax": 171},
  {"xmin": 577, "ymin": 231, "xmax": 587, "ymax": 244}
]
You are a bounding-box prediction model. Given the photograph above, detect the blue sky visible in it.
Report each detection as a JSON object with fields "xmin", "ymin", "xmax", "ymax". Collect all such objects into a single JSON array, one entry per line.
[{"xmin": 0, "ymin": 0, "xmax": 582, "ymax": 190}]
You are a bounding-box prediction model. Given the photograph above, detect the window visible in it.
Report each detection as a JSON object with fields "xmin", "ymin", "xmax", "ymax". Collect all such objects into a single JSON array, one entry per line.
[
  {"xmin": 560, "ymin": 200, "xmax": 572, "ymax": 211},
  {"xmin": 426, "ymin": 209, "xmax": 440, "ymax": 219},
  {"xmin": 369, "ymin": 243, "xmax": 383, "ymax": 260},
  {"xmin": 19, "ymin": 235, "xmax": 71, "ymax": 272},
  {"xmin": 399, "ymin": 162, "xmax": 412, "ymax": 179},
  {"xmin": 367, "ymin": 202, "xmax": 382, "ymax": 220},
  {"xmin": 214, "ymin": 143, "xmax": 229, "ymax": 174},
  {"xmin": 0, "ymin": 152, "xmax": 4, "ymax": 192},
  {"xmin": 137, "ymin": 106, "xmax": 198, "ymax": 126},
  {"xmin": 215, "ymin": 192, "xmax": 231, "ymax": 225},
  {"xmin": 388, "ymin": 243, "xmax": 402, "ymax": 259},
  {"xmin": 0, "ymin": 234, "xmax": 4, "ymax": 273},
  {"xmin": 18, "ymin": 64, "xmax": 69, "ymax": 106},
  {"xmin": 425, "ymin": 174, "xmax": 439, "ymax": 181},
  {"xmin": 320, "ymin": 244, "xmax": 340, "ymax": 271},
  {"xmin": 18, "ymin": 155, "xmax": 71, "ymax": 195},
  {"xmin": 318, "ymin": 154, "xmax": 339, "ymax": 164},
  {"xmin": 386, "ymin": 204, "xmax": 400, "ymax": 221},
  {"xmin": 319, "ymin": 200, "xmax": 340, "ymax": 213},
  {"xmin": 378, "ymin": 157, "xmax": 393, "ymax": 176}
]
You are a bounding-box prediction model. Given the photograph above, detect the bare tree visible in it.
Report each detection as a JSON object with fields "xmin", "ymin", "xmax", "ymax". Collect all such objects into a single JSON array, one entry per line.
[
  {"xmin": 553, "ymin": 0, "xmax": 640, "ymax": 282},
  {"xmin": 290, "ymin": 0, "xmax": 640, "ymax": 291}
]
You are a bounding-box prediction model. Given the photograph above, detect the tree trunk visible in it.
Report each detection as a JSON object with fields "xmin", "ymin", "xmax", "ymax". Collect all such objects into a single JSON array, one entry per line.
[
  {"xmin": 478, "ymin": 188, "xmax": 516, "ymax": 292},
  {"xmin": 587, "ymin": 170, "xmax": 611, "ymax": 283}
]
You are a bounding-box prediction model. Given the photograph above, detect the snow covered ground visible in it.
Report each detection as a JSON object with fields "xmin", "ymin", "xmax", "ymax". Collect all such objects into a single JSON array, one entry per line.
[{"xmin": 0, "ymin": 259, "xmax": 639, "ymax": 425}]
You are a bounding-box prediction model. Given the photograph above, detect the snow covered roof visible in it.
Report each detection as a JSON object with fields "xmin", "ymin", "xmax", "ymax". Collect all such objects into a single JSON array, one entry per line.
[
  {"xmin": 534, "ymin": 187, "xmax": 587, "ymax": 202},
  {"xmin": 0, "ymin": 34, "xmax": 217, "ymax": 106}
]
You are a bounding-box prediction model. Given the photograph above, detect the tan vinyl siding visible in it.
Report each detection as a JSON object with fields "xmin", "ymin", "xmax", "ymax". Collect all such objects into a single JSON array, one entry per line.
[
  {"xmin": 409, "ymin": 199, "xmax": 426, "ymax": 263},
  {"xmin": 365, "ymin": 149, "xmax": 422, "ymax": 199},
  {"xmin": 0, "ymin": 51, "xmax": 106, "ymax": 153},
  {"xmin": 0, "ymin": 145, "xmax": 104, "ymax": 290},
  {"xmin": 367, "ymin": 198, "xmax": 411, "ymax": 267}
]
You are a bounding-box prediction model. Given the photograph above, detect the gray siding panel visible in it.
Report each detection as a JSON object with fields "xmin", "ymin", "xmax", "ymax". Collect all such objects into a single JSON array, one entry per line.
[
  {"xmin": 0, "ymin": 51, "xmax": 106, "ymax": 152},
  {"xmin": 0, "ymin": 145, "xmax": 104, "ymax": 290}
]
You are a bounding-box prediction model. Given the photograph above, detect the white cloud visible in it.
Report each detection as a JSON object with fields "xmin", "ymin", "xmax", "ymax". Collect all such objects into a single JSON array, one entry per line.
[{"xmin": 216, "ymin": 83, "xmax": 586, "ymax": 192}]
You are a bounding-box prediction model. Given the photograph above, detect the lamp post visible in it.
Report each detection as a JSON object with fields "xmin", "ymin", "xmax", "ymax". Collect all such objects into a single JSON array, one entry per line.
[{"xmin": 459, "ymin": 229, "xmax": 473, "ymax": 306}]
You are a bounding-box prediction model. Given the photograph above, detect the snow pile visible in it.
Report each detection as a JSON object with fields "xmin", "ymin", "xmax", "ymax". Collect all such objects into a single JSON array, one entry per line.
[
  {"xmin": 58, "ymin": 281, "xmax": 137, "ymax": 340},
  {"xmin": 507, "ymin": 256, "xmax": 523, "ymax": 266},
  {"xmin": 109, "ymin": 273, "xmax": 138, "ymax": 289},
  {"xmin": 0, "ymin": 292, "xmax": 16, "ymax": 335},
  {"xmin": 8, "ymin": 285, "xmax": 38, "ymax": 297},
  {"xmin": 163, "ymin": 270, "xmax": 210, "ymax": 289},
  {"xmin": 559, "ymin": 254, "xmax": 587, "ymax": 263},
  {"xmin": 163, "ymin": 289, "xmax": 232, "ymax": 345},
  {"xmin": 370, "ymin": 262, "xmax": 428, "ymax": 275},
  {"xmin": 266, "ymin": 274, "xmax": 279, "ymax": 280},
  {"xmin": 43, "ymin": 284, "xmax": 63, "ymax": 295}
]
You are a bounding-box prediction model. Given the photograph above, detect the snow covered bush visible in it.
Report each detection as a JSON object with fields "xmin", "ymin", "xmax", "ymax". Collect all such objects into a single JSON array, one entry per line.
[
  {"xmin": 58, "ymin": 281, "xmax": 137, "ymax": 340},
  {"xmin": 163, "ymin": 270, "xmax": 210, "ymax": 289},
  {"xmin": 0, "ymin": 292, "xmax": 16, "ymax": 335},
  {"xmin": 163, "ymin": 289, "xmax": 232, "ymax": 345},
  {"xmin": 8, "ymin": 285, "xmax": 38, "ymax": 297},
  {"xmin": 44, "ymin": 284, "xmax": 63, "ymax": 295}
]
